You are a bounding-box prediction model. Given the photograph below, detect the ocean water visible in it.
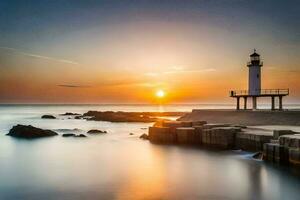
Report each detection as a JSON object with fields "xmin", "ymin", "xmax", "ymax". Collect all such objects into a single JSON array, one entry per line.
[{"xmin": 0, "ymin": 104, "xmax": 300, "ymax": 200}]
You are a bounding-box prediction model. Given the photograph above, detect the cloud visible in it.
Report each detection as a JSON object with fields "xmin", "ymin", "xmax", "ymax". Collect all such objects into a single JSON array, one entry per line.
[
  {"xmin": 0, "ymin": 46, "xmax": 79, "ymax": 65},
  {"xmin": 58, "ymin": 84, "xmax": 91, "ymax": 88},
  {"xmin": 144, "ymin": 67, "xmax": 216, "ymax": 76}
]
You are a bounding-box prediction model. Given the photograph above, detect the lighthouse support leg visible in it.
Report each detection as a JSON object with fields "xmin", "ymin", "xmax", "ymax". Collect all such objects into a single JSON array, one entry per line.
[
  {"xmin": 244, "ymin": 97, "xmax": 247, "ymax": 110},
  {"xmin": 252, "ymin": 97, "xmax": 257, "ymax": 110},
  {"xmin": 236, "ymin": 97, "xmax": 240, "ymax": 110},
  {"xmin": 279, "ymin": 96, "xmax": 283, "ymax": 110},
  {"xmin": 271, "ymin": 96, "xmax": 275, "ymax": 110}
]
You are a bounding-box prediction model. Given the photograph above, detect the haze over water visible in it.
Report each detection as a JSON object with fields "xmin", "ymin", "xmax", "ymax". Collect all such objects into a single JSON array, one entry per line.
[{"xmin": 1, "ymin": 104, "xmax": 300, "ymax": 200}]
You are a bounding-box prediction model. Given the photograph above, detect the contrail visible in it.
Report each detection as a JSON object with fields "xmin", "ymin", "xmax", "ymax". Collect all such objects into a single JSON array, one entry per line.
[{"xmin": 0, "ymin": 46, "xmax": 79, "ymax": 65}]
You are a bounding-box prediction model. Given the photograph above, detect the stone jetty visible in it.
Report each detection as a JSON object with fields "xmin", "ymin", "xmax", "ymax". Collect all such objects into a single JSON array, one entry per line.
[{"xmin": 148, "ymin": 120, "xmax": 300, "ymax": 166}]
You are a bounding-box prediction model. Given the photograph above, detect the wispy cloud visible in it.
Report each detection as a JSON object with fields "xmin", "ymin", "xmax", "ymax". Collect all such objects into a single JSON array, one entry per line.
[
  {"xmin": 144, "ymin": 66, "xmax": 216, "ymax": 76},
  {"xmin": 163, "ymin": 68, "xmax": 216, "ymax": 74},
  {"xmin": 0, "ymin": 46, "xmax": 79, "ymax": 65},
  {"xmin": 58, "ymin": 84, "xmax": 91, "ymax": 88}
]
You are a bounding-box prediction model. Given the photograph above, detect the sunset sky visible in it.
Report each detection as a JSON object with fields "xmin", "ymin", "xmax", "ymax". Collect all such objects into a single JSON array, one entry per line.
[{"xmin": 0, "ymin": 0, "xmax": 299, "ymax": 104}]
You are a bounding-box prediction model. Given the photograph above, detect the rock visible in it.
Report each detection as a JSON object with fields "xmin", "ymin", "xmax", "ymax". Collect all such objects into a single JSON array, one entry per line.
[
  {"xmin": 253, "ymin": 152, "xmax": 263, "ymax": 160},
  {"xmin": 87, "ymin": 129, "xmax": 107, "ymax": 134},
  {"xmin": 62, "ymin": 133, "xmax": 76, "ymax": 137},
  {"xmin": 60, "ymin": 112, "xmax": 80, "ymax": 116},
  {"xmin": 129, "ymin": 133, "xmax": 134, "ymax": 135},
  {"xmin": 7, "ymin": 124, "xmax": 58, "ymax": 138},
  {"xmin": 75, "ymin": 116, "xmax": 82, "ymax": 119},
  {"xmin": 75, "ymin": 134, "xmax": 87, "ymax": 137},
  {"xmin": 139, "ymin": 133, "xmax": 149, "ymax": 140},
  {"xmin": 41, "ymin": 115, "xmax": 56, "ymax": 119}
]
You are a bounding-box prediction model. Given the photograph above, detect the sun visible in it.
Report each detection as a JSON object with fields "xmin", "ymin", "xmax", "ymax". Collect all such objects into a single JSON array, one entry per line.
[{"xmin": 156, "ymin": 89, "xmax": 165, "ymax": 98}]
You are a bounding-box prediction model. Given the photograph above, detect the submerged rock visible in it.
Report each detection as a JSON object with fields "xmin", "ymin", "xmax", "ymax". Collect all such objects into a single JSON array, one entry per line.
[
  {"xmin": 74, "ymin": 134, "xmax": 87, "ymax": 138},
  {"xmin": 62, "ymin": 133, "xmax": 76, "ymax": 137},
  {"xmin": 7, "ymin": 124, "xmax": 58, "ymax": 138},
  {"xmin": 41, "ymin": 115, "xmax": 56, "ymax": 119},
  {"xmin": 139, "ymin": 133, "xmax": 149, "ymax": 140},
  {"xmin": 87, "ymin": 129, "xmax": 107, "ymax": 134},
  {"xmin": 253, "ymin": 152, "xmax": 263, "ymax": 160}
]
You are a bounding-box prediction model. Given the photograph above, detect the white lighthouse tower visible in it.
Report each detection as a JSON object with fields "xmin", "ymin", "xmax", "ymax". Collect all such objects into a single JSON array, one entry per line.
[{"xmin": 248, "ymin": 49, "xmax": 263, "ymax": 96}]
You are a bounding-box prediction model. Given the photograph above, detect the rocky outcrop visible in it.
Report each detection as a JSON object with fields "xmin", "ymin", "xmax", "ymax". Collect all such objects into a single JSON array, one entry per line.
[
  {"xmin": 62, "ymin": 133, "xmax": 87, "ymax": 138},
  {"xmin": 41, "ymin": 115, "xmax": 56, "ymax": 119},
  {"xmin": 87, "ymin": 129, "xmax": 107, "ymax": 134},
  {"xmin": 7, "ymin": 125, "xmax": 58, "ymax": 138},
  {"xmin": 60, "ymin": 112, "xmax": 80, "ymax": 116},
  {"xmin": 139, "ymin": 133, "xmax": 149, "ymax": 140},
  {"xmin": 82, "ymin": 111, "xmax": 186, "ymax": 123}
]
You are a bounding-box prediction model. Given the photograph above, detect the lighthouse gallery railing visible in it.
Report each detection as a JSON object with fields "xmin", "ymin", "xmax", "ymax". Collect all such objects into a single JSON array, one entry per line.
[{"xmin": 230, "ymin": 89, "xmax": 289, "ymax": 97}]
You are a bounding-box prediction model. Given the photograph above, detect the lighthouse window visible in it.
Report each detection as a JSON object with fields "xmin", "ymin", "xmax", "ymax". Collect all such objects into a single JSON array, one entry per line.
[{"xmin": 257, "ymin": 74, "xmax": 259, "ymax": 78}]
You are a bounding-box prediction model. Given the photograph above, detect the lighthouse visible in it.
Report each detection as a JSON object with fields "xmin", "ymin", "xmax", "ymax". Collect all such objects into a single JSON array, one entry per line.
[
  {"xmin": 230, "ymin": 50, "xmax": 289, "ymax": 110},
  {"xmin": 248, "ymin": 49, "xmax": 262, "ymax": 96}
]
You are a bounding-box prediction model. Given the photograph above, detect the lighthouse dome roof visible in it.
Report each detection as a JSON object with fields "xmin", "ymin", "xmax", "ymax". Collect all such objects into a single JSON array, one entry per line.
[
  {"xmin": 250, "ymin": 52, "xmax": 260, "ymax": 57},
  {"xmin": 250, "ymin": 49, "xmax": 260, "ymax": 57}
]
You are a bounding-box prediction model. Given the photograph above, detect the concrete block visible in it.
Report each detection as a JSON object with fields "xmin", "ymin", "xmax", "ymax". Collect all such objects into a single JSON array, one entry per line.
[
  {"xmin": 203, "ymin": 123, "xmax": 231, "ymax": 129},
  {"xmin": 193, "ymin": 126, "xmax": 204, "ymax": 144},
  {"xmin": 192, "ymin": 121, "xmax": 207, "ymax": 126},
  {"xmin": 274, "ymin": 145, "xmax": 289, "ymax": 164},
  {"xmin": 236, "ymin": 132, "xmax": 272, "ymax": 151},
  {"xmin": 202, "ymin": 129, "xmax": 211, "ymax": 145},
  {"xmin": 202, "ymin": 127, "xmax": 239, "ymax": 149},
  {"xmin": 279, "ymin": 135, "xmax": 300, "ymax": 148},
  {"xmin": 273, "ymin": 130, "xmax": 295, "ymax": 139},
  {"xmin": 162, "ymin": 121, "xmax": 183, "ymax": 134},
  {"xmin": 289, "ymin": 148, "xmax": 300, "ymax": 166},
  {"xmin": 180, "ymin": 121, "xmax": 193, "ymax": 127},
  {"xmin": 176, "ymin": 127, "xmax": 196, "ymax": 144},
  {"xmin": 263, "ymin": 143, "xmax": 289, "ymax": 164},
  {"xmin": 148, "ymin": 127, "xmax": 176, "ymax": 143}
]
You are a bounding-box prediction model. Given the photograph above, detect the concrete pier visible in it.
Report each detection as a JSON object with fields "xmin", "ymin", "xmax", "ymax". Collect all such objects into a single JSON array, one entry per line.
[{"xmin": 148, "ymin": 119, "xmax": 300, "ymax": 166}]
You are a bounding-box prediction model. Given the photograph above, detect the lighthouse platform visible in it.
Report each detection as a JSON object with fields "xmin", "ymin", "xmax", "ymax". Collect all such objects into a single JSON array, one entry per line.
[{"xmin": 230, "ymin": 89, "xmax": 289, "ymax": 110}]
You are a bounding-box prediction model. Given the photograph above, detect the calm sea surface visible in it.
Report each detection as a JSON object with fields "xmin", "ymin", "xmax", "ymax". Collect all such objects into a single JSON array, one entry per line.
[{"xmin": 0, "ymin": 104, "xmax": 300, "ymax": 200}]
